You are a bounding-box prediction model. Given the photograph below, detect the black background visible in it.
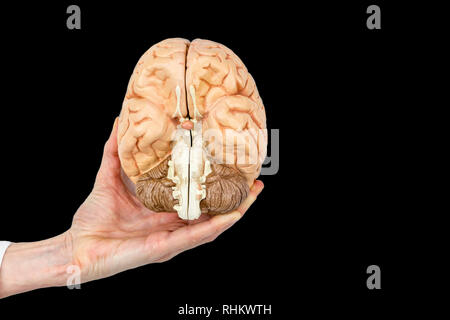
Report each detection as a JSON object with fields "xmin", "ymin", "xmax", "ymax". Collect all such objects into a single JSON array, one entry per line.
[{"xmin": 0, "ymin": 0, "xmax": 443, "ymax": 317}]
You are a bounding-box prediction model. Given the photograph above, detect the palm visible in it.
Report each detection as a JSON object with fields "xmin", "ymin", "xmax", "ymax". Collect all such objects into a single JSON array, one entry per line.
[
  {"xmin": 69, "ymin": 164, "xmax": 197, "ymax": 281},
  {"xmin": 73, "ymin": 174, "xmax": 189, "ymax": 239}
]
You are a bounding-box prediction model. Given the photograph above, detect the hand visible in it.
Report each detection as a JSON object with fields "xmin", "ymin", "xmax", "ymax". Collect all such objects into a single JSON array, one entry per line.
[
  {"xmin": 69, "ymin": 118, "xmax": 264, "ymax": 282},
  {"xmin": 0, "ymin": 119, "xmax": 263, "ymax": 298}
]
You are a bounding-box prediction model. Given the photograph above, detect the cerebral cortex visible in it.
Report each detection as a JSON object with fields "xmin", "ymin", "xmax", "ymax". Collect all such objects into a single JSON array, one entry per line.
[{"xmin": 118, "ymin": 38, "xmax": 267, "ymax": 220}]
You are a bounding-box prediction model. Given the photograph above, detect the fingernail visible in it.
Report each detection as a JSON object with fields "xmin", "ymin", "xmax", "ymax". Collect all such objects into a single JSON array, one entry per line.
[
  {"xmin": 252, "ymin": 180, "xmax": 264, "ymax": 194},
  {"xmin": 216, "ymin": 211, "xmax": 241, "ymax": 227},
  {"xmin": 228, "ymin": 211, "xmax": 242, "ymax": 223}
]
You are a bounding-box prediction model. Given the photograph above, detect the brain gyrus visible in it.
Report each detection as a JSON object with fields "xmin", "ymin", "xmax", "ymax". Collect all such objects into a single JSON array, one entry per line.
[{"xmin": 118, "ymin": 38, "xmax": 267, "ymax": 220}]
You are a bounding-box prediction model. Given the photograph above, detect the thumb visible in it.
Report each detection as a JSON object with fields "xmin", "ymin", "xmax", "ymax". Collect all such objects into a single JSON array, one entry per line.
[{"xmin": 96, "ymin": 118, "xmax": 121, "ymax": 183}]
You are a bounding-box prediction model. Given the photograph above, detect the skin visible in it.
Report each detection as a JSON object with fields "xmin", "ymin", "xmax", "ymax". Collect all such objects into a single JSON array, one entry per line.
[{"xmin": 0, "ymin": 118, "xmax": 264, "ymax": 298}]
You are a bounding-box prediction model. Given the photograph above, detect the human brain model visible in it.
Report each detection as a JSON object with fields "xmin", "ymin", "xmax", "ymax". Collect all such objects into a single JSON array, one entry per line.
[{"xmin": 118, "ymin": 38, "xmax": 267, "ymax": 220}]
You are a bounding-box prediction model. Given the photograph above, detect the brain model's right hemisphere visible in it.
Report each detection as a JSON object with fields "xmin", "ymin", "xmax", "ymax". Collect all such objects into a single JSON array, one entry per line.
[{"xmin": 118, "ymin": 38, "xmax": 267, "ymax": 220}]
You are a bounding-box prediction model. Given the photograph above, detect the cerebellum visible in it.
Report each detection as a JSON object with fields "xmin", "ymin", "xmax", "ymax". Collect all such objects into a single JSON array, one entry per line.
[
  {"xmin": 200, "ymin": 164, "xmax": 250, "ymax": 215},
  {"xmin": 136, "ymin": 158, "xmax": 250, "ymax": 215},
  {"xmin": 136, "ymin": 158, "xmax": 177, "ymax": 213}
]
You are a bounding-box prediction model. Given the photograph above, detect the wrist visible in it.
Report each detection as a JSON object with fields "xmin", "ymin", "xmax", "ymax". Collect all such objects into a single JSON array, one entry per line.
[{"xmin": 0, "ymin": 231, "xmax": 73, "ymax": 298}]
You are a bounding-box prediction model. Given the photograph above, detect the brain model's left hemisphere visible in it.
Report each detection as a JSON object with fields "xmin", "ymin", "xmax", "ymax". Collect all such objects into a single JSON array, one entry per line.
[{"xmin": 118, "ymin": 38, "xmax": 267, "ymax": 220}]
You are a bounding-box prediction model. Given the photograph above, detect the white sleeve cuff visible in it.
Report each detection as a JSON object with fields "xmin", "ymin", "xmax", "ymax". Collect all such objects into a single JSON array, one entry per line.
[{"xmin": 0, "ymin": 241, "xmax": 12, "ymax": 267}]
